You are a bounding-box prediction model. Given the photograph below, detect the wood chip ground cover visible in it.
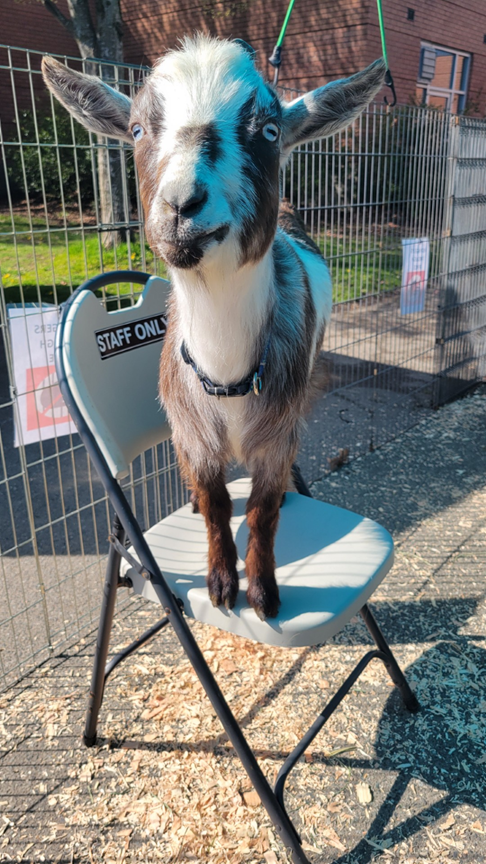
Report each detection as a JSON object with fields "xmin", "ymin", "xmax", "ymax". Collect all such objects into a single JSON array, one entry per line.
[{"xmin": 1, "ymin": 389, "xmax": 486, "ymax": 863}]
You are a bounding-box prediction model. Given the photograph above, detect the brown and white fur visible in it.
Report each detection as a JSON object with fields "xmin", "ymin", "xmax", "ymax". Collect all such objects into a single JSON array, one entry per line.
[{"xmin": 42, "ymin": 36, "xmax": 385, "ymax": 620}]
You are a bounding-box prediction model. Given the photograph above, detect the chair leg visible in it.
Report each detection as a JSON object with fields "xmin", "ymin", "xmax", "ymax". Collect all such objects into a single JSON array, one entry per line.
[
  {"xmin": 290, "ymin": 464, "xmax": 417, "ymax": 712},
  {"xmin": 146, "ymin": 582, "xmax": 311, "ymax": 864},
  {"xmin": 83, "ymin": 512, "xmax": 125, "ymax": 747},
  {"xmin": 360, "ymin": 604, "xmax": 420, "ymax": 712}
]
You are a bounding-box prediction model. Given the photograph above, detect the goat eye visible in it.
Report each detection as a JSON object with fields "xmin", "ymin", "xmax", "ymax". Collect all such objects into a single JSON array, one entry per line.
[
  {"xmin": 132, "ymin": 124, "xmax": 144, "ymax": 142},
  {"xmin": 262, "ymin": 122, "xmax": 279, "ymax": 142}
]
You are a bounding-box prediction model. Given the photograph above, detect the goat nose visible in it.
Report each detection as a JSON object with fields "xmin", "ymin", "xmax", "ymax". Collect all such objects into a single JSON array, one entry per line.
[
  {"xmin": 163, "ymin": 185, "xmax": 208, "ymax": 219},
  {"xmin": 180, "ymin": 187, "xmax": 208, "ymax": 218}
]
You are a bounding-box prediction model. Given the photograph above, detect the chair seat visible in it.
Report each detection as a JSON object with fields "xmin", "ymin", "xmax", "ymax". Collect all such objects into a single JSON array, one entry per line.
[{"xmin": 121, "ymin": 478, "xmax": 394, "ymax": 647}]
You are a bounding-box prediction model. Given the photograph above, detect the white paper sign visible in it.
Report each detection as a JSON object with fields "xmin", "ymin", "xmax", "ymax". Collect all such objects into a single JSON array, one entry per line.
[
  {"xmin": 8, "ymin": 304, "xmax": 77, "ymax": 447},
  {"xmin": 401, "ymin": 238, "xmax": 430, "ymax": 314}
]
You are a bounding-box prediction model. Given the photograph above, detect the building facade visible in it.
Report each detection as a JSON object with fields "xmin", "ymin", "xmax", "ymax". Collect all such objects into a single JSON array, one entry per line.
[
  {"xmin": 1, "ymin": 0, "xmax": 485, "ymax": 113},
  {"xmin": 120, "ymin": 0, "xmax": 486, "ymax": 114}
]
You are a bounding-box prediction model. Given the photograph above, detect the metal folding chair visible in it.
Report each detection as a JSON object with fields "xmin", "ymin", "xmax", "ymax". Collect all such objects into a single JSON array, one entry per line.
[{"xmin": 55, "ymin": 270, "xmax": 419, "ymax": 864}]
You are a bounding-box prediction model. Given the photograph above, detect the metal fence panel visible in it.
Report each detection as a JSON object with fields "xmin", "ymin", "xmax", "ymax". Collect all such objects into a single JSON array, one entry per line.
[
  {"xmin": 438, "ymin": 118, "xmax": 486, "ymax": 400},
  {"xmin": 282, "ymin": 104, "xmax": 452, "ymax": 452},
  {"xmin": 1, "ymin": 47, "xmax": 486, "ymax": 688},
  {"xmin": 0, "ymin": 46, "xmax": 187, "ymax": 689}
]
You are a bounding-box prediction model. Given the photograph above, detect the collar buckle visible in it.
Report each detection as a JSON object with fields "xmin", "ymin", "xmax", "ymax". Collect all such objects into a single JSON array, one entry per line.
[{"xmin": 252, "ymin": 372, "xmax": 262, "ymax": 395}]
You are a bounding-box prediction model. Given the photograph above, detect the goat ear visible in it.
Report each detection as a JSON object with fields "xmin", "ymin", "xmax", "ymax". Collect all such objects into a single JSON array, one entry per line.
[
  {"xmin": 281, "ymin": 59, "xmax": 386, "ymax": 156},
  {"xmin": 41, "ymin": 56, "xmax": 132, "ymax": 143},
  {"xmin": 233, "ymin": 38, "xmax": 256, "ymax": 61}
]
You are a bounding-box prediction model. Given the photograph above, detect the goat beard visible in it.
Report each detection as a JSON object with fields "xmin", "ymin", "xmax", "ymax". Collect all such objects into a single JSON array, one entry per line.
[{"xmin": 162, "ymin": 243, "xmax": 205, "ymax": 269}]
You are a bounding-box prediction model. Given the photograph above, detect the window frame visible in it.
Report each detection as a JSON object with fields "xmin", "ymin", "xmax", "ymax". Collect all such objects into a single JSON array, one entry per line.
[{"xmin": 417, "ymin": 42, "xmax": 471, "ymax": 113}]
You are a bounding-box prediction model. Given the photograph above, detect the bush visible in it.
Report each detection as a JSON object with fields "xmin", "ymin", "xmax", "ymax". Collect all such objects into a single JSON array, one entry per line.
[{"xmin": 7, "ymin": 104, "xmax": 95, "ymax": 206}]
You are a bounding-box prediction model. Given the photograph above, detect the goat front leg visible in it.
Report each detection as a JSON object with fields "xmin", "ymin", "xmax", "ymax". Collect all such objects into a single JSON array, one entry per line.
[
  {"xmin": 245, "ymin": 457, "xmax": 293, "ymax": 620},
  {"xmin": 190, "ymin": 468, "xmax": 239, "ymax": 610}
]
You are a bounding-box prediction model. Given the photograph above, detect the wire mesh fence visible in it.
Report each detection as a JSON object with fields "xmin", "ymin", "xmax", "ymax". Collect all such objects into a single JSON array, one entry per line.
[
  {"xmin": 283, "ymin": 101, "xmax": 450, "ymax": 455},
  {"xmin": 0, "ymin": 46, "xmax": 186, "ymax": 689},
  {"xmin": 1, "ymin": 45, "xmax": 486, "ymax": 689}
]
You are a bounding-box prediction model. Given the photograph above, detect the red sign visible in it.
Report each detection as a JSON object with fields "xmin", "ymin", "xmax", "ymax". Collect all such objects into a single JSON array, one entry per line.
[{"xmin": 26, "ymin": 366, "xmax": 71, "ymax": 432}]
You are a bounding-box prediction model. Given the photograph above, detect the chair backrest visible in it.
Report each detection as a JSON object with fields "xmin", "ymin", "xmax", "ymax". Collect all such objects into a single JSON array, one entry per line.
[{"xmin": 57, "ymin": 273, "xmax": 172, "ymax": 479}]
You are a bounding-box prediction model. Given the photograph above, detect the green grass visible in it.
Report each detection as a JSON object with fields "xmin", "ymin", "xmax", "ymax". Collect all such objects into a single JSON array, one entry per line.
[
  {"xmin": 0, "ymin": 213, "xmax": 166, "ymax": 305},
  {"xmin": 0, "ymin": 211, "xmax": 403, "ymax": 306},
  {"xmin": 319, "ymin": 235, "xmax": 403, "ymax": 302}
]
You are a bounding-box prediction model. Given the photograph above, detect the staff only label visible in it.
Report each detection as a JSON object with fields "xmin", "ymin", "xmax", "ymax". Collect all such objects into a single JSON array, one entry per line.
[{"xmin": 95, "ymin": 312, "xmax": 167, "ymax": 360}]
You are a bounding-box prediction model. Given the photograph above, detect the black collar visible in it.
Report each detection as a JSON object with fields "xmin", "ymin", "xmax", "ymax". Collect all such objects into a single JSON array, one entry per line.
[{"xmin": 180, "ymin": 336, "xmax": 271, "ymax": 397}]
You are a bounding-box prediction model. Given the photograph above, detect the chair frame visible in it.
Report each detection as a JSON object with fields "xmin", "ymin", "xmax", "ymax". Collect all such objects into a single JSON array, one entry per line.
[{"xmin": 55, "ymin": 271, "xmax": 419, "ymax": 864}]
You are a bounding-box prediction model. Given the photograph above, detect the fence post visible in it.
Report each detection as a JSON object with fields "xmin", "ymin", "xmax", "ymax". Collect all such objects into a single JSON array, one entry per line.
[{"xmin": 435, "ymin": 115, "xmax": 460, "ymax": 406}]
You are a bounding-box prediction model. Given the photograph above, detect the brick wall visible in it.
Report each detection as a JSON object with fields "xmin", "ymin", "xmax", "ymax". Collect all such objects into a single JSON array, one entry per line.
[
  {"xmin": 365, "ymin": 0, "xmax": 486, "ymax": 114},
  {"xmin": 121, "ymin": 0, "xmax": 486, "ymax": 112},
  {"xmin": 1, "ymin": 0, "xmax": 485, "ymax": 117},
  {"xmin": 0, "ymin": 0, "xmax": 80, "ymax": 125},
  {"xmin": 121, "ymin": 0, "xmax": 370, "ymax": 92},
  {"xmin": 0, "ymin": 0, "xmax": 79, "ymax": 57}
]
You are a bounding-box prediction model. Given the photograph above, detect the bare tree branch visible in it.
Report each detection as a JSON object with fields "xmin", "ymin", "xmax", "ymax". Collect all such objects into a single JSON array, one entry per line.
[
  {"xmin": 42, "ymin": 0, "xmax": 76, "ymax": 37},
  {"xmin": 40, "ymin": 0, "xmax": 126, "ymax": 248}
]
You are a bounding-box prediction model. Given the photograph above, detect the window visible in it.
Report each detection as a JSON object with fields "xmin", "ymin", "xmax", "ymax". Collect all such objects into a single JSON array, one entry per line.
[{"xmin": 416, "ymin": 43, "xmax": 470, "ymax": 113}]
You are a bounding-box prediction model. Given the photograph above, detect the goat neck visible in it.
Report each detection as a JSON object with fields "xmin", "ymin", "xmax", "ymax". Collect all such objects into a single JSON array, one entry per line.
[{"xmin": 170, "ymin": 247, "xmax": 274, "ymax": 387}]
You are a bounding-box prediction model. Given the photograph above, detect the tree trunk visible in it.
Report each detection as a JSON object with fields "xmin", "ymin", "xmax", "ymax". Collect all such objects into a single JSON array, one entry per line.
[
  {"xmin": 44, "ymin": 0, "xmax": 127, "ymax": 249},
  {"xmin": 95, "ymin": 0, "xmax": 127, "ymax": 249},
  {"xmin": 96, "ymin": 134, "xmax": 126, "ymax": 249}
]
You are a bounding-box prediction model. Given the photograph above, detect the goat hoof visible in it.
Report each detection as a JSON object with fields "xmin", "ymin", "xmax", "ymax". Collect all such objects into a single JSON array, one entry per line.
[
  {"xmin": 207, "ymin": 567, "xmax": 238, "ymax": 610},
  {"xmin": 246, "ymin": 580, "xmax": 281, "ymax": 620}
]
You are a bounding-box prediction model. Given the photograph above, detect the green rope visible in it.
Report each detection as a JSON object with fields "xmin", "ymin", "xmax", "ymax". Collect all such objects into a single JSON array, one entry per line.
[
  {"xmin": 276, "ymin": 0, "xmax": 297, "ymax": 49},
  {"xmin": 270, "ymin": 0, "xmax": 393, "ymax": 100},
  {"xmin": 277, "ymin": 0, "xmax": 389, "ymax": 61},
  {"xmin": 376, "ymin": 0, "xmax": 389, "ymax": 69}
]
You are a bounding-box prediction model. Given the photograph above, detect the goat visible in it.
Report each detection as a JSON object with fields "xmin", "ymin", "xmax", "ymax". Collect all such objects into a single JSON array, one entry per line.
[{"xmin": 42, "ymin": 36, "xmax": 385, "ymax": 620}]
